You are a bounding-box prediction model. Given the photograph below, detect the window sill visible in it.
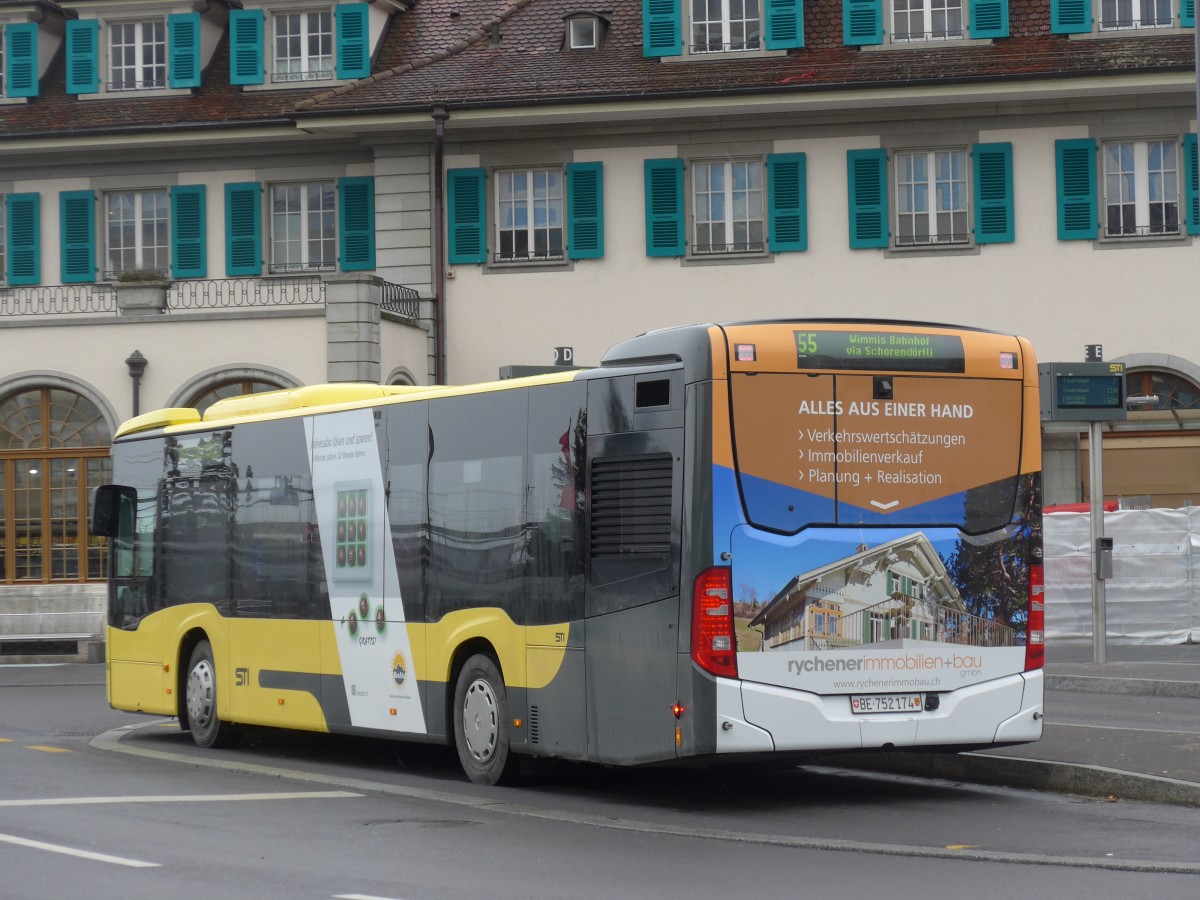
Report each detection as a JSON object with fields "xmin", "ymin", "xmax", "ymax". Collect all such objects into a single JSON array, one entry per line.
[
  {"xmin": 242, "ymin": 76, "xmax": 345, "ymax": 92},
  {"xmin": 1067, "ymin": 25, "xmax": 1191, "ymax": 40},
  {"xmin": 682, "ymin": 249, "xmax": 773, "ymax": 266},
  {"xmin": 661, "ymin": 46, "xmax": 788, "ymax": 62},
  {"xmin": 886, "ymin": 240, "xmax": 980, "ymax": 258},
  {"xmin": 1098, "ymin": 232, "xmax": 1190, "ymax": 246},
  {"xmin": 77, "ymin": 85, "xmax": 194, "ymax": 101},
  {"xmin": 485, "ymin": 258, "xmax": 573, "ymax": 273},
  {"xmin": 860, "ymin": 37, "xmax": 993, "ymax": 52}
]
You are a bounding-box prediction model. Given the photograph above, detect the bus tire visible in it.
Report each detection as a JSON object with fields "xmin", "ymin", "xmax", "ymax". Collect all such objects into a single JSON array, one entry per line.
[
  {"xmin": 185, "ymin": 640, "xmax": 238, "ymax": 749},
  {"xmin": 452, "ymin": 654, "xmax": 519, "ymax": 786}
]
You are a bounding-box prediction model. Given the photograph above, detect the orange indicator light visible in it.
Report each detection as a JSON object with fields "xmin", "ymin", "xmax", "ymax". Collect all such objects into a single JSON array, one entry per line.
[
  {"xmin": 512, "ymin": 718, "xmax": 523, "ymax": 728},
  {"xmin": 390, "ymin": 708, "xmax": 397, "ymax": 716},
  {"xmin": 672, "ymin": 703, "xmax": 684, "ymax": 719},
  {"xmin": 277, "ymin": 698, "xmax": 285, "ymax": 706}
]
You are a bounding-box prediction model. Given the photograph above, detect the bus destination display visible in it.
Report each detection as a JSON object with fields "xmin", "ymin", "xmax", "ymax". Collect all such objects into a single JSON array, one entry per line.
[{"xmin": 795, "ymin": 330, "xmax": 966, "ymax": 373}]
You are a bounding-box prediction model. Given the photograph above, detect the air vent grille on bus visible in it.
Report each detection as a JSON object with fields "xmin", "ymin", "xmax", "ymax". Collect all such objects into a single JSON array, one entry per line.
[
  {"xmin": 590, "ymin": 454, "xmax": 673, "ymax": 560},
  {"xmin": 529, "ymin": 705, "xmax": 540, "ymax": 744},
  {"xmin": 636, "ymin": 379, "xmax": 670, "ymax": 409}
]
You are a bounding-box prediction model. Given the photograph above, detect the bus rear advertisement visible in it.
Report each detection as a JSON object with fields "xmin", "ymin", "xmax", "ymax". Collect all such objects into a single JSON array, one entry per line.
[{"xmin": 94, "ymin": 320, "xmax": 1044, "ymax": 784}]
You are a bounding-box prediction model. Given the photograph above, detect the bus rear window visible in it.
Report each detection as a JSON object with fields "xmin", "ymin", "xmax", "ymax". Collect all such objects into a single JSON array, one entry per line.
[{"xmin": 730, "ymin": 372, "xmax": 1024, "ymax": 533}]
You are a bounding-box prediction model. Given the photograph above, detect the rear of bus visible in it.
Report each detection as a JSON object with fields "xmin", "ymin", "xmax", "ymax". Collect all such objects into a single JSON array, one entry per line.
[{"xmin": 694, "ymin": 321, "xmax": 1043, "ymax": 758}]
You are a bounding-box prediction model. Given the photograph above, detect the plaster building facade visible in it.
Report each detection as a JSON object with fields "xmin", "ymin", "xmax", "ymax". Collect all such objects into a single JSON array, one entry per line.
[{"xmin": 0, "ymin": 0, "xmax": 1196, "ymax": 655}]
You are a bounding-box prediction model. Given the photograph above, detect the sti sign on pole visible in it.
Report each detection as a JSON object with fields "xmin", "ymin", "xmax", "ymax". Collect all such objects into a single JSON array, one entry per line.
[{"xmin": 1039, "ymin": 361, "xmax": 1127, "ymax": 664}]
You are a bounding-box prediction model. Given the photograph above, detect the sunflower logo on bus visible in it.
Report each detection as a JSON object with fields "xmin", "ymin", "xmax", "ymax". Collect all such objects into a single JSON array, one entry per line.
[{"xmin": 391, "ymin": 651, "xmax": 408, "ymax": 688}]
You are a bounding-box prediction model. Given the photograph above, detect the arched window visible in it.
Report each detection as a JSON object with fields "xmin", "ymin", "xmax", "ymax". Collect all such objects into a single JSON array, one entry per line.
[
  {"xmin": 189, "ymin": 379, "xmax": 284, "ymax": 416},
  {"xmin": 1125, "ymin": 370, "xmax": 1200, "ymax": 410},
  {"xmin": 0, "ymin": 388, "xmax": 112, "ymax": 584}
]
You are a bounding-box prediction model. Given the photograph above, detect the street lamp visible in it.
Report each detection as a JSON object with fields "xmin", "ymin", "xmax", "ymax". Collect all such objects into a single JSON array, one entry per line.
[{"xmin": 125, "ymin": 350, "xmax": 148, "ymax": 417}]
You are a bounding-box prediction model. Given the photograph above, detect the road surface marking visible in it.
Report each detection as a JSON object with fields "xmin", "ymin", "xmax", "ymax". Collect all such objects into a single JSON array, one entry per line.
[
  {"xmin": 0, "ymin": 790, "xmax": 361, "ymax": 808},
  {"xmin": 0, "ymin": 832, "xmax": 159, "ymax": 868},
  {"xmin": 335, "ymin": 895, "xmax": 411, "ymax": 900},
  {"xmin": 1048, "ymin": 721, "xmax": 1200, "ymax": 736},
  {"xmin": 26, "ymin": 745, "xmax": 71, "ymax": 753},
  {"xmin": 0, "ymin": 738, "xmax": 12, "ymax": 743}
]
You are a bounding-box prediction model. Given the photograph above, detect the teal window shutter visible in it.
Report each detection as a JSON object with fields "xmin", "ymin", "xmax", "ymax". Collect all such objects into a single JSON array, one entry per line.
[
  {"xmin": 972, "ymin": 142, "xmax": 1014, "ymax": 244},
  {"xmin": 765, "ymin": 0, "xmax": 805, "ymax": 49},
  {"xmin": 843, "ymin": 0, "xmax": 883, "ymax": 45},
  {"xmin": 5, "ymin": 23, "xmax": 39, "ymax": 98},
  {"xmin": 65, "ymin": 20, "xmax": 100, "ymax": 95},
  {"xmin": 338, "ymin": 176, "xmax": 376, "ymax": 271},
  {"xmin": 336, "ymin": 4, "xmax": 371, "ymax": 80},
  {"xmin": 7, "ymin": 193, "xmax": 40, "ymax": 285},
  {"xmin": 171, "ymin": 185, "xmax": 207, "ymax": 278},
  {"xmin": 1184, "ymin": 134, "xmax": 1199, "ymax": 236},
  {"xmin": 225, "ymin": 183, "xmax": 262, "ymax": 275},
  {"xmin": 567, "ymin": 162, "xmax": 605, "ymax": 260},
  {"xmin": 847, "ymin": 149, "xmax": 888, "ymax": 248},
  {"xmin": 1055, "ymin": 138, "xmax": 1097, "ymax": 240},
  {"xmin": 643, "ymin": 0, "xmax": 683, "ymax": 57},
  {"xmin": 768, "ymin": 153, "xmax": 808, "ymax": 252},
  {"xmin": 229, "ymin": 9, "xmax": 265, "ymax": 86},
  {"xmin": 447, "ymin": 168, "xmax": 487, "ymax": 265},
  {"xmin": 60, "ymin": 191, "xmax": 95, "ymax": 284},
  {"xmin": 1182, "ymin": 0, "xmax": 1195, "ymax": 28},
  {"xmin": 644, "ymin": 158, "xmax": 685, "ymax": 257},
  {"xmin": 968, "ymin": 0, "xmax": 1009, "ymax": 38},
  {"xmin": 168, "ymin": 13, "xmax": 201, "ymax": 89},
  {"xmin": 1051, "ymin": 0, "xmax": 1091, "ymax": 34}
]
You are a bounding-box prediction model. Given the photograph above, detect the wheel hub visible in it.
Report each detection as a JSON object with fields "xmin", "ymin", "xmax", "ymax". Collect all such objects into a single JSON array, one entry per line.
[{"xmin": 461, "ymin": 678, "xmax": 498, "ymax": 762}]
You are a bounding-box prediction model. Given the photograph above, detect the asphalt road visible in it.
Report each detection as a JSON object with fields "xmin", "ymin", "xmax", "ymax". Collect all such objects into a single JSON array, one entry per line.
[{"xmin": 2, "ymin": 667, "xmax": 1200, "ymax": 899}]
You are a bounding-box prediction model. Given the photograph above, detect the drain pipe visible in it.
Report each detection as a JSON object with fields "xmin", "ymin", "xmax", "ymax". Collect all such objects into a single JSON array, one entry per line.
[{"xmin": 432, "ymin": 105, "xmax": 449, "ymax": 385}]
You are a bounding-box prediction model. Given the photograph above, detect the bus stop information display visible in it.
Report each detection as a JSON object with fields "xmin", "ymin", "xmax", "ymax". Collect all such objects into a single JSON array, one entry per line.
[{"xmin": 1039, "ymin": 362, "xmax": 1127, "ymax": 422}]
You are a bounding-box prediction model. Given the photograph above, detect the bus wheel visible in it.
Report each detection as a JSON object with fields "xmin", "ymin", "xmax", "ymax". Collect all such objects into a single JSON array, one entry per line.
[
  {"xmin": 453, "ymin": 654, "xmax": 519, "ymax": 786},
  {"xmin": 185, "ymin": 640, "xmax": 238, "ymax": 749}
]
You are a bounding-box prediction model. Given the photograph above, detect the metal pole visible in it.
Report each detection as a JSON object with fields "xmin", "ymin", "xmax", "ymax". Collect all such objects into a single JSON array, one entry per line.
[{"xmin": 1089, "ymin": 420, "xmax": 1106, "ymax": 664}]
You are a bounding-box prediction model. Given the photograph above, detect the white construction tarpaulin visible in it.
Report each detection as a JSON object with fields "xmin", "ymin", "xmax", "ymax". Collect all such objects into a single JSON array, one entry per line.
[{"xmin": 1044, "ymin": 509, "xmax": 1200, "ymax": 644}]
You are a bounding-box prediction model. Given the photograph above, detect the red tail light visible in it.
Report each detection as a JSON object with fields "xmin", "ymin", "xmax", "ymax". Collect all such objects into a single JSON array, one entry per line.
[
  {"xmin": 1025, "ymin": 562, "xmax": 1045, "ymax": 671},
  {"xmin": 692, "ymin": 567, "xmax": 737, "ymax": 679}
]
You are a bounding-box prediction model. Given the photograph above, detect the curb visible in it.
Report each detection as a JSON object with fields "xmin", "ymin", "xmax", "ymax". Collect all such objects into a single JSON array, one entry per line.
[
  {"xmin": 828, "ymin": 751, "xmax": 1200, "ymax": 807},
  {"xmin": 1045, "ymin": 673, "xmax": 1200, "ymax": 699}
]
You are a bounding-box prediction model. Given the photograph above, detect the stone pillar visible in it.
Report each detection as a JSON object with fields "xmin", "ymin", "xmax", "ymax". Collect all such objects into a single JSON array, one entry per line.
[{"xmin": 325, "ymin": 275, "xmax": 382, "ymax": 383}]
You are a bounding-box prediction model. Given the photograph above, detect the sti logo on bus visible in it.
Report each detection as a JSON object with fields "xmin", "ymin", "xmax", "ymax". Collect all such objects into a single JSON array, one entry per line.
[{"xmin": 235, "ymin": 667, "xmax": 250, "ymax": 687}]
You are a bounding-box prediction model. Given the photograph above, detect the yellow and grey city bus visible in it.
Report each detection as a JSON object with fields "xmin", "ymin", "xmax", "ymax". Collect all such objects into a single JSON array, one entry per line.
[{"xmin": 92, "ymin": 320, "xmax": 1045, "ymax": 784}]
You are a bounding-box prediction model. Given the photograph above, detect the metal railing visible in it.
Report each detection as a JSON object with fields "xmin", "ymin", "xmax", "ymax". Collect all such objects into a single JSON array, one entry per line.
[
  {"xmin": 0, "ymin": 277, "xmax": 422, "ymax": 319},
  {"xmin": 381, "ymin": 281, "xmax": 421, "ymax": 319},
  {"xmin": 0, "ymin": 284, "xmax": 116, "ymax": 316},
  {"xmin": 167, "ymin": 277, "xmax": 326, "ymax": 311}
]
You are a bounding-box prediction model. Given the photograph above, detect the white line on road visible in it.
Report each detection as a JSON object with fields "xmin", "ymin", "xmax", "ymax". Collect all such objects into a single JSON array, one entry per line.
[
  {"xmin": 334, "ymin": 895, "xmax": 410, "ymax": 900},
  {"xmin": 1046, "ymin": 721, "xmax": 1200, "ymax": 736},
  {"xmin": 0, "ymin": 832, "xmax": 159, "ymax": 868},
  {"xmin": 0, "ymin": 790, "xmax": 361, "ymax": 808}
]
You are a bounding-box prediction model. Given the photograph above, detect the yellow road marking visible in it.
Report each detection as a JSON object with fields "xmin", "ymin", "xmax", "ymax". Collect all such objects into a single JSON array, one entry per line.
[
  {"xmin": 26, "ymin": 745, "xmax": 71, "ymax": 754},
  {"xmin": 0, "ymin": 738, "xmax": 13, "ymax": 743},
  {"xmin": 946, "ymin": 844, "xmax": 980, "ymax": 850}
]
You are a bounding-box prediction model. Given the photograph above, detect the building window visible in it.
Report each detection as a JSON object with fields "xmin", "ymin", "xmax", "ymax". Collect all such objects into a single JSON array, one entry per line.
[
  {"xmin": 568, "ymin": 17, "xmax": 599, "ymax": 48},
  {"xmin": 690, "ymin": 0, "xmax": 761, "ymax": 51},
  {"xmin": 895, "ymin": 149, "xmax": 969, "ymax": 246},
  {"xmin": 105, "ymin": 190, "xmax": 169, "ymax": 278},
  {"xmin": 1103, "ymin": 140, "xmax": 1180, "ymax": 238},
  {"xmin": 1125, "ymin": 371, "xmax": 1200, "ymax": 409},
  {"xmin": 0, "ymin": 388, "xmax": 111, "ymax": 584},
  {"xmin": 892, "ymin": 0, "xmax": 964, "ymax": 40},
  {"xmin": 190, "ymin": 379, "xmax": 285, "ymax": 416},
  {"xmin": 273, "ymin": 9, "xmax": 333, "ymax": 83},
  {"xmin": 1099, "ymin": 0, "xmax": 1172, "ymax": 28},
  {"xmin": 692, "ymin": 159, "xmax": 765, "ymax": 253},
  {"xmin": 270, "ymin": 182, "xmax": 336, "ymax": 273},
  {"xmin": 495, "ymin": 168, "xmax": 564, "ymax": 262},
  {"xmin": 109, "ymin": 20, "xmax": 166, "ymax": 91}
]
